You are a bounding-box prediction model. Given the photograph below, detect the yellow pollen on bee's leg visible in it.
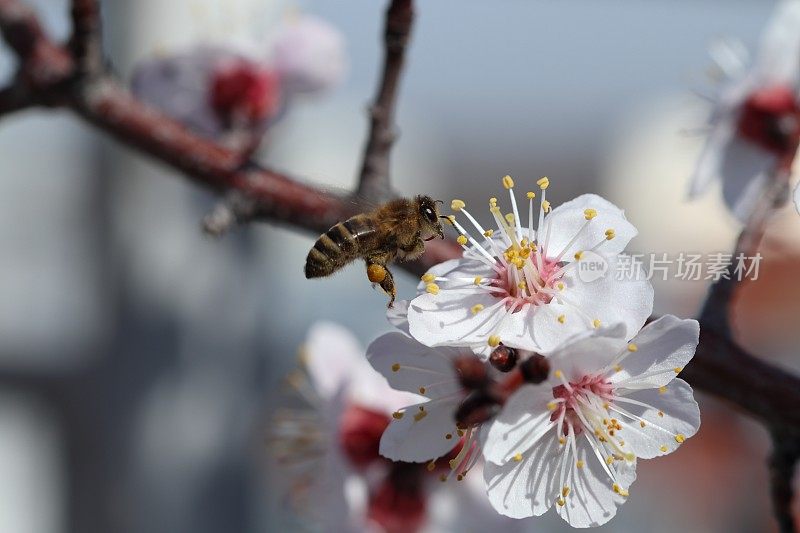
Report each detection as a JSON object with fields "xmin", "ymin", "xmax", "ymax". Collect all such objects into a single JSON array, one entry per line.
[
  {"xmin": 592, "ymin": 319, "xmax": 602, "ymax": 328},
  {"xmin": 391, "ymin": 363, "xmax": 401, "ymax": 372},
  {"xmin": 557, "ymin": 314, "xmax": 566, "ymax": 324},
  {"xmin": 502, "ymin": 175, "xmax": 515, "ymax": 189},
  {"xmin": 392, "ymin": 411, "xmax": 404, "ymax": 419},
  {"xmin": 488, "ymin": 335, "xmax": 501, "ymax": 347},
  {"xmin": 451, "ymin": 199, "xmax": 466, "ymax": 211},
  {"xmin": 574, "ymin": 251, "xmax": 583, "ymax": 260},
  {"xmin": 483, "ymin": 229, "xmax": 494, "ymax": 237},
  {"xmin": 421, "ymin": 273, "xmax": 435, "ymax": 283},
  {"xmin": 576, "ymin": 460, "xmax": 585, "ymax": 468},
  {"xmin": 584, "ymin": 208, "xmax": 597, "ymax": 220},
  {"xmin": 526, "ymin": 191, "xmax": 536, "ymax": 199},
  {"xmin": 605, "ymin": 228, "xmax": 616, "ymax": 240},
  {"xmin": 627, "ymin": 343, "xmax": 638, "ymax": 352},
  {"xmin": 660, "ymin": 444, "xmax": 668, "ymax": 452},
  {"xmin": 537, "ymin": 177, "xmax": 550, "ymax": 189},
  {"xmin": 426, "ymin": 283, "xmax": 440, "ymax": 295},
  {"xmin": 512, "ymin": 453, "xmax": 523, "ymax": 462},
  {"xmin": 367, "ymin": 264, "xmax": 387, "ymax": 283},
  {"xmin": 471, "ymin": 304, "xmax": 484, "ymax": 315},
  {"xmin": 675, "ymin": 434, "xmax": 686, "ymax": 443}
]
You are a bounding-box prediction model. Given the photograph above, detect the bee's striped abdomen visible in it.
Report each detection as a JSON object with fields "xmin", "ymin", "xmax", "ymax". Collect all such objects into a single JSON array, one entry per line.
[{"xmin": 304, "ymin": 215, "xmax": 375, "ymax": 278}]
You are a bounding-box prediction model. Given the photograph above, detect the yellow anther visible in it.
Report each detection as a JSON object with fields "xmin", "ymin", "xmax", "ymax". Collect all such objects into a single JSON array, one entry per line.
[
  {"xmin": 574, "ymin": 251, "xmax": 584, "ymax": 260},
  {"xmin": 457, "ymin": 428, "xmax": 465, "ymax": 437},
  {"xmin": 488, "ymin": 335, "xmax": 501, "ymax": 347},
  {"xmin": 562, "ymin": 486, "xmax": 570, "ymax": 498},
  {"xmin": 427, "ymin": 461, "xmax": 436, "ymax": 471},
  {"xmin": 526, "ymin": 191, "xmax": 536, "ymax": 199},
  {"xmin": 414, "ymin": 410, "xmax": 428, "ymax": 422},
  {"xmin": 421, "ymin": 273, "xmax": 435, "ymax": 283},
  {"xmin": 483, "ymin": 229, "xmax": 494, "ymax": 237},
  {"xmin": 658, "ymin": 386, "xmax": 667, "ymax": 394},
  {"xmin": 640, "ymin": 421, "xmax": 646, "ymax": 428},
  {"xmin": 489, "ymin": 197, "xmax": 498, "ymax": 206},
  {"xmin": 450, "ymin": 199, "xmax": 466, "ymax": 211},
  {"xmin": 658, "ymin": 410, "xmax": 664, "ymax": 417},
  {"xmin": 624, "ymin": 452, "xmax": 635, "ymax": 462},
  {"xmin": 419, "ymin": 387, "xmax": 426, "ymax": 395},
  {"xmin": 473, "ymin": 276, "xmax": 482, "ymax": 285},
  {"xmin": 426, "ymin": 283, "xmax": 440, "ymax": 295},
  {"xmin": 660, "ymin": 444, "xmax": 668, "ymax": 453},
  {"xmin": 584, "ymin": 208, "xmax": 597, "ymax": 220},
  {"xmin": 612, "ymin": 484, "xmax": 629, "ymax": 497},
  {"xmin": 505, "ymin": 212, "xmax": 515, "ymax": 225},
  {"xmin": 627, "ymin": 343, "xmax": 638, "ymax": 352},
  {"xmin": 614, "ymin": 364, "xmax": 622, "ymax": 372},
  {"xmin": 518, "ymin": 281, "xmax": 526, "ymax": 289},
  {"xmin": 448, "ymin": 458, "xmax": 459, "ymax": 470},
  {"xmin": 537, "ymin": 176, "xmax": 550, "ymax": 189},
  {"xmin": 606, "ymin": 456, "xmax": 614, "ymax": 465},
  {"xmin": 439, "ymin": 474, "xmax": 447, "ymax": 482},
  {"xmin": 502, "ymin": 175, "xmax": 515, "ymax": 189},
  {"xmin": 559, "ymin": 437, "xmax": 566, "ymax": 445},
  {"xmin": 675, "ymin": 434, "xmax": 686, "ymax": 443},
  {"xmin": 391, "ymin": 363, "xmax": 401, "ymax": 372},
  {"xmin": 456, "ymin": 235, "xmax": 468, "ymax": 246},
  {"xmin": 576, "ymin": 460, "xmax": 585, "ymax": 468},
  {"xmin": 557, "ymin": 314, "xmax": 566, "ymax": 324},
  {"xmin": 557, "ymin": 282, "xmax": 565, "ymax": 291},
  {"xmin": 392, "ymin": 411, "xmax": 404, "ymax": 419},
  {"xmin": 593, "ymin": 319, "xmax": 601, "ymax": 328},
  {"xmin": 445, "ymin": 215, "xmax": 456, "ymax": 224},
  {"xmin": 542, "ymin": 200, "xmax": 551, "ymax": 212},
  {"xmin": 673, "ymin": 367, "xmax": 683, "ymax": 374},
  {"xmin": 547, "ymin": 401, "xmax": 558, "ymax": 411},
  {"xmin": 605, "ymin": 228, "xmax": 616, "ymax": 240},
  {"xmin": 556, "ymin": 497, "xmax": 565, "ymax": 507},
  {"xmin": 456, "ymin": 474, "xmax": 464, "ymax": 481},
  {"xmin": 470, "ymin": 304, "xmax": 484, "ymax": 315},
  {"xmin": 554, "ymin": 370, "xmax": 563, "ymax": 379},
  {"xmin": 512, "ymin": 453, "xmax": 523, "ymax": 462}
]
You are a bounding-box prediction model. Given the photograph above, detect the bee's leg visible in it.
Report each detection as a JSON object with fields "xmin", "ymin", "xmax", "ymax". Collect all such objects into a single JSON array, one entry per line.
[
  {"xmin": 397, "ymin": 235, "xmax": 426, "ymax": 262},
  {"xmin": 365, "ymin": 256, "xmax": 396, "ymax": 307}
]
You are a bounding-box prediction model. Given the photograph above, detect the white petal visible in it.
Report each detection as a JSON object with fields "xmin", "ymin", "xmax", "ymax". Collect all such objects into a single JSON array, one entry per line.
[
  {"xmin": 379, "ymin": 398, "xmax": 461, "ymax": 462},
  {"xmin": 386, "ymin": 299, "xmax": 410, "ymax": 335},
  {"xmin": 547, "ymin": 327, "xmax": 629, "ymax": 382},
  {"xmin": 794, "ymin": 180, "xmax": 800, "ymax": 215},
  {"xmin": 365, "ymin": 332, "xmax": 462, "ymax": 398},
  {"xmin": 754, "ymin": 0, "xmax": 800, "ymax": 85},
  {"xmin": 688, "ymin": 115, "xmax": 736, "ymax": 198},
  {"xmin": 482, "ymin": 385, "xmax": 556, "ymax": 464},
  {"xmin": 542, "ymin": 194, "xmax": 638, "ymax": 259},
  {"xmin": 304, "ymin": 321, "xmax": 364, "ymax": 400},
  {"xmin": 552, "ymin": 256, "xmax": 653, "ymax": 343},
  {"xmin": 414, "ymin": 257, "xmax": 480, "ymax": 293},
  {"xmin": 612, "ymin": 378, "xmax": 700, "ymax": 459},
  {"xmin": 610, "ymin": 315, "xmax": 699, "ymax": 389},
  {"xmin": 719, "ymin": 136, "xmax": 774, "ymax": 222},
  {"xmin": 556, "ymin": 436, "xmax": 636, "ymax": 528},
  {"xmin": 484, "ymin": 431, "xmax": 561, "ymax": 519}
]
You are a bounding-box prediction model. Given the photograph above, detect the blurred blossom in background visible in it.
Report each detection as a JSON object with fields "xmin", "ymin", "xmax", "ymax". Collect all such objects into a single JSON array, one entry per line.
[{"xmin": 0, "ymin": 0, "xmax": 797, "ymax": 532}]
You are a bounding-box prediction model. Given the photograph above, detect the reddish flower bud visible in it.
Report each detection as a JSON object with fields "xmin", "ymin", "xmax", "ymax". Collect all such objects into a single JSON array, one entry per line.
[
  {"xmin": 454, "ymin": 390, "xmax": 500, "ymax": 427},
  {"xmin": 210, "ymin": 59, "xmax": 280, "ymax": 123},
  {"xmin": 453, "ymin": 354, "xmax": 489, "ymax": 390},
  {"xmin": 489, "ymin": 344, "xmax": 518, "ymax": 372},
  {"xmin": 519, "ymin": 354, "xmax": 550, "ymax": 384},
  {"xmin": 368, "ymin": 462, "xmax": 426, "ymax": 533},
  {"xmin": 737, "ymin": 84, "xmax": 800, "ymax": 154}
]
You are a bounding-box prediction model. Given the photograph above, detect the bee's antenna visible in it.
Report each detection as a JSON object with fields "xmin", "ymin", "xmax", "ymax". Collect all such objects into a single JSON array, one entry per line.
[{"xmin": 434, "ymin": 199, "xmax": 444, "ymax": 205}]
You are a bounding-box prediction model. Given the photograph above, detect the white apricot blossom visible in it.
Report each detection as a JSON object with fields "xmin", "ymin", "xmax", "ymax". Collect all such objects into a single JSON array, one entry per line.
[
  {"xmin": 482, "ymin": 316, "xmax": 701, "ymax": 528},
  {"xmin": 689, "ymin": 0, "xmax": 800, "ymax": 221},
  {"xmin": 407, "ymin": 176, "xmax": 653, "ymax": 358}
]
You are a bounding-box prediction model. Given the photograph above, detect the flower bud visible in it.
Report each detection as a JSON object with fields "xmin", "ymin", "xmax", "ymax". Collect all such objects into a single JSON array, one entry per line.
[
  {"xmin": 453, "ymin": 354, "xmax": 488, "ymax": 390},
  {"xmin": 519, "ymin": 354, "xmax": 550, "ymax": 384},
  {"xmin": 489, "ymin": 344, "xmax": 518, "ymax": 372}
]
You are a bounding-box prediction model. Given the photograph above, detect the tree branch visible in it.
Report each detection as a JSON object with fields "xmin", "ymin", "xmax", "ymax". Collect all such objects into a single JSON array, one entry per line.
[
  {"xmin": 69, "ymin": 0, "xmax": 103, "ymax": 77},
  {"xmin": 769, "ymin": 428, "xmax": 800, "ymax": 533},
  {"xmin": 355, "ymin": 0, "xmax": 414, "ymax": 203}
]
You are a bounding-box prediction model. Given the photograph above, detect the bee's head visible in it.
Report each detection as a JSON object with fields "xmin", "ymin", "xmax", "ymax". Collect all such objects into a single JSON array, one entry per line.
[{"xmin": 416, "ymin": 195, "xmax": 445, "ymax": 241}]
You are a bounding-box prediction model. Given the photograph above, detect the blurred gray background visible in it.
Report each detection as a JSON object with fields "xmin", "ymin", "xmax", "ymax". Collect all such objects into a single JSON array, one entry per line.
[{"xmin": 0, "ymin": 0, "xmax": 796, "ymax": 532}]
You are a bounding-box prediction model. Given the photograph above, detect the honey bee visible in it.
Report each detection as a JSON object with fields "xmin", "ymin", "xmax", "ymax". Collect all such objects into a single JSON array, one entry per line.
[{"xmin": 304, "ymin": 195, "xmax": 446, "ymax": 307}]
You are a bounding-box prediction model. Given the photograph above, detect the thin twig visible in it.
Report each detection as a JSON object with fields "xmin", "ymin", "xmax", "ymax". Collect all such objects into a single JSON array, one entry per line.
[
  {"xmin": 769, "ymin": 428, "xmax": 800, "ymax": 533},
  {"xmin": 355, "ymin": 0, "xmax": 414, "ymax": 203},
  {"xmin": 69, "ymin": 0, "xmax": 103, "ymax": 77}
]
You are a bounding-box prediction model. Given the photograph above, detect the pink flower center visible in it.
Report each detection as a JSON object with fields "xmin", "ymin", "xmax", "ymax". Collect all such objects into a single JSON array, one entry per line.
[
  {"xmin": 551, "ymin": 374, "xmax": 615, "ymax": 435},
  {"xmin": 210, "ymin": 59, "xmax": 280, "ymax": 122},
  {"xmin": 491, "ymin": 255, "xmax": 564, "ymax": 310},
  {"xmin": 736, "ymin": 84, "xmax": 800, "ymax": 155},
  {"xmin": 338, "ymin": 404, "xmax": 390, "ymax": 469}
]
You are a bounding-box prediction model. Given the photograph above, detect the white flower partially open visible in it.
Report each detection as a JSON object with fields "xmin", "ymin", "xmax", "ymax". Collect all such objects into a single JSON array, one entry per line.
[
  {"xmin": 689, "ymin": 0, "xmax": 800, "ymax": 222},
  {"xmin": 407, "ymin": 176, "xmax": 653, "ymax": 357},
  {"xmin": 482, "ymin": 315, "xmax": 701, "ymax": 528}
]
